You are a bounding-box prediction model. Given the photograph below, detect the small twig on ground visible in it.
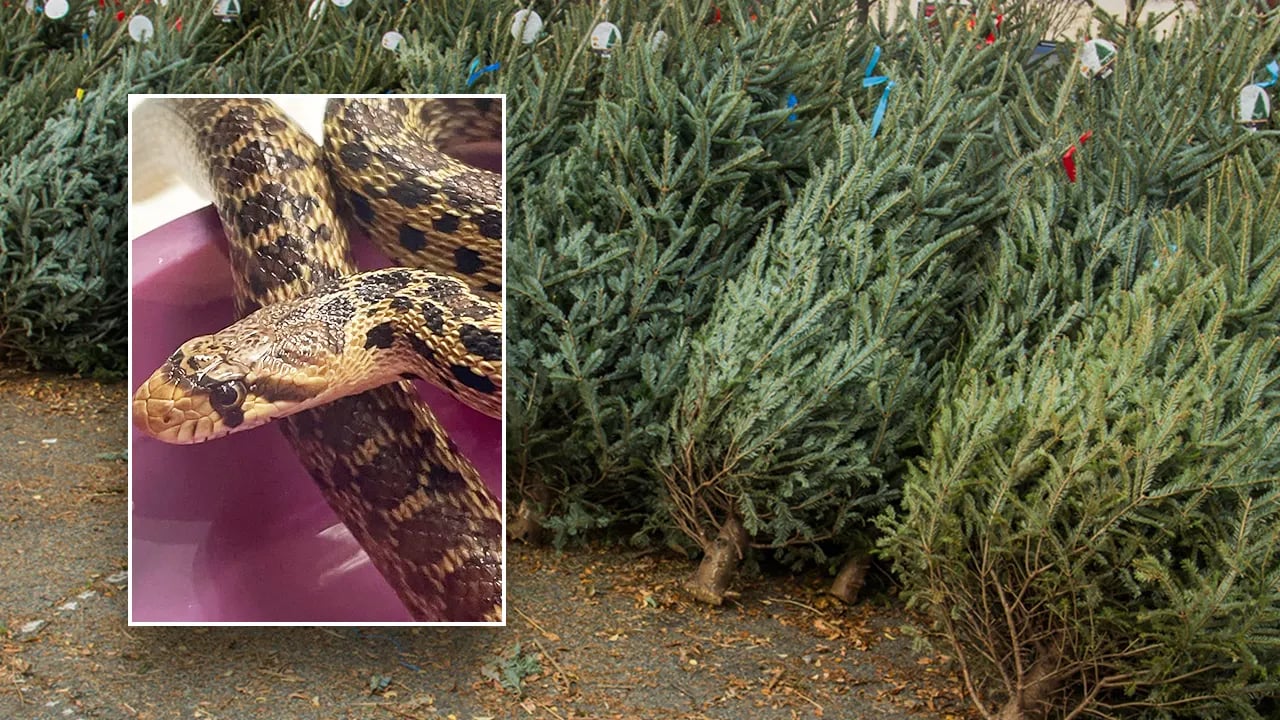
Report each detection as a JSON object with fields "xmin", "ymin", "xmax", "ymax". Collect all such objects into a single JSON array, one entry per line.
[
  {"xmin": 367, "ymin": 703, "xmax": 432, "ymax": 720},
  {"xmin": 4, "ymin": 676, "xmax": 33, "ymax": 705},
  {"xmin": 671, "ymin": 680, "xmax": 698, "ymax": 701},
  {"xmin": 794, "ymin": 689, "xmax": 825, "ymax": 713},
  {"xmin": 764, "ymin": 597, "xmax": 827, "ymax": 616},
  {"xmin": 764, "ymin": 667, "xmax": 786, "ymax": 692},
  {"xmin": 679, "ymin": 630, "xmax": 767, "ymax": 649},
  {"xmin": 514, "ymin": 605, "xmax": 558, "ymax": 641},
  {"xmin": 529, "ymin": 636, "xmax": 577, "ymax": 694}
]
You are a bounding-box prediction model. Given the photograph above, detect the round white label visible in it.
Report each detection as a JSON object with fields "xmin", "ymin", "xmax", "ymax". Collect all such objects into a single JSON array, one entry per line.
[
  {"xmin": 1079, "ymin": 38, "xmax": 1117, "ymax": 80},
  {"xmin": 382, "ymin": 31, "xmax": 405, "ymax": 51},
  {"xmin": 1238, "ymin": 84, "xmax": 1271, "ymax": 129},
  {"xmin": 512, "ymin": 10, "xmax": 542, "ymax": 44},
  {"xmin": 129, "ymin": 15, "xmax": 155, "ymax": 43},
  {"xmin": 590, "ymin": 22, "xmax": 621, "ymax": 55}
]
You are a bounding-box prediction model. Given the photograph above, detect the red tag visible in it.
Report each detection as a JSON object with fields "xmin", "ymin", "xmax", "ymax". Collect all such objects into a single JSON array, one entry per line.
[
  {"xmin": 1062, "ymin": 146, "xmax": 1078, "ymax": 183},
  {"xmin": 173, "ymin": 16, "xmax": 183, "ymax": 31},
  {"xmin": 116, "ymin": 10, "xmax": 126, "ymax": 21},
  {"xmin": 1062, "ymin": 130, "xmax": 1094, "ymax": 183}
]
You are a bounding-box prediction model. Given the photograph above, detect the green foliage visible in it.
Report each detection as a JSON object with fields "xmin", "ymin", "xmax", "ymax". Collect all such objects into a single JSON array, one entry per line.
[
  {"xmin": 0, "ymin": 67, "xmax": 130, "ymax": 374},
  {"xmin": 0, "ymin": 3, "xmax": 227, "ymax": 373},
  {"xmin": 881, "ymin": 249, "xmax": 1280, "ymax": 717},
  {"xmin": 881, "ymin": 38, "xmax": 1280, "ymax": 712},
  {"xmin": 502, "ymin": 0, "xmax": 878, "ymax": 537},
  {"xmin": 875, "ymin": 5, "xmax": 1280, "ymax": 717},
  {"xmin": 654, "ymin": 19, "xmax": 1024, "ymax": 565},
  {"xmin": 481, "ymin": 641, "xmax": 542, "ymax": 696},
  {"xmin": 996, "ymin": 1, "xmax": 1280, "ymax": 210},
  {"xmin": 955, "ymin": 173, "xmax": 1150, "ymax": 379},
  {"xmin": 1168, "ymin": 155, "xmax": 1280, "ymax": 341}
]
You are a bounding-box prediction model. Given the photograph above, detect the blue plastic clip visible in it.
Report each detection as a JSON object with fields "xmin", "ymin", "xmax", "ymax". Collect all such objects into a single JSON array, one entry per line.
[
  {"xmin": 862, "ymin": 46, "xmax": 895, "ymax": 137},
  {"xmin": 467, "ymin": 57, "xmax": 501, "ymax": 88},
  {"xmin": 1257, "ymin": 60, "xmax": 1278, "ymax": 89}
]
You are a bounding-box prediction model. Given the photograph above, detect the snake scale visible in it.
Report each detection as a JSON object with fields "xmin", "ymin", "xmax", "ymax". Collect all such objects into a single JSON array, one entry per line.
[{"xmin": 131, "ymin": 97, "xmax": 504, "ymax": 622}]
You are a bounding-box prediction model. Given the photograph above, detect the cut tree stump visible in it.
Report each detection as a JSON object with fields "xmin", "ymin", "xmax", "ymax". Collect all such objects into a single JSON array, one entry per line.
[
  {"xmin": 685, "ymin": 513, "xmax": 749, "ymax": 605},
  {"xmin": 827, "ymin": 552, "xmax": 872, "ymax": 604},
  {"xmin": 507, "ymin": 498, "xmax": 547, "ymax": 544},
  {"xmin": 996, "ymin": 641, "xmax": 1064, "ymax": 720}
]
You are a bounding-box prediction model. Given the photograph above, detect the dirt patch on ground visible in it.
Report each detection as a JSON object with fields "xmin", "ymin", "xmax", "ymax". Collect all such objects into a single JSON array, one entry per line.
[{"xmin": 1, "ymin": 369, "xmax": 973, "ymax": 719}]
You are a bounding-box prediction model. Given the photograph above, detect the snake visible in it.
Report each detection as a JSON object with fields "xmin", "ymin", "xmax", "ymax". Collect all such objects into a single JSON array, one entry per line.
[{"xmin": 130, "ymin": 97, "xmax": 504, "ymax": 622}]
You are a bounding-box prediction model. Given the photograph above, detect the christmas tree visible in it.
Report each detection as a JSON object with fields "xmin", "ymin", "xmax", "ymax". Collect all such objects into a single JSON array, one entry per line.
[
  {"xmin": 881, "ymin": 179, "xmax": 1280, "ymax": 716},
  {"xmin": 504, "ymin": 0, "xmax": 892, "ymax": 546},
  {"xmin": 657, "ymin": 20, "xmax": 1028, "ymax": 602},
  {"xmin": 880, "ymin": 8, "xmax": 1280, "ymax": 718}
]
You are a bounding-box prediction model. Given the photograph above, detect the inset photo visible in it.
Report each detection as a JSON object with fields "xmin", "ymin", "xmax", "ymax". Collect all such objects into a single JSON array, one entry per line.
[{"xmin": 127, "ymin": 95, "xmax": 505, "ymax": 625}]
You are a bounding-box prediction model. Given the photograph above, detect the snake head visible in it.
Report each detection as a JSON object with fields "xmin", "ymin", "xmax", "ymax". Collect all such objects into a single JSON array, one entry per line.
[
  {"xmin": 132, "ymin": 299, "xmax": 355, "ymax": 444},
  {"xmin": 131, "ymin": 340, "xmax": 255, "ymax": 443},
  {"xmin": 131, "ymin": 325, "xmax": 331, "ymax": 444}
]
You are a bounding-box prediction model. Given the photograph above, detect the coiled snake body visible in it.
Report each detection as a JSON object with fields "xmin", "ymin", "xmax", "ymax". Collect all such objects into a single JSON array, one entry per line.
[{"xmin": 132, "ymin": 98, "xmax": 503, "ymax": 622}]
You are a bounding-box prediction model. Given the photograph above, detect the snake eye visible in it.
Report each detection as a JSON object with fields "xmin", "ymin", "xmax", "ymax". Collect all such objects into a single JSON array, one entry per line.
[{"xmin": 208, "ymin": 380, "xmax": 246, "ymax": 411}]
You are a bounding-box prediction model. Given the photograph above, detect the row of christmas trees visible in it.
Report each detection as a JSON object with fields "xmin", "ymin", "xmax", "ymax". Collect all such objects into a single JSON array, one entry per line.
[
  {"xmin": 3, "ymin": 0, "xmax": 1278, "ymax": 717},
  {"xmin": 505, "ymin": 3, "xmax": 1280, "ymax": 718}
]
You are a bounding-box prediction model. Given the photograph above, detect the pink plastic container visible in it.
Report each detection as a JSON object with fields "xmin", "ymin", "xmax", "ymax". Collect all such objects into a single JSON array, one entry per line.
[{"xmin": 129, "ymin": 207, "xmax": 501, "ymax": 623}]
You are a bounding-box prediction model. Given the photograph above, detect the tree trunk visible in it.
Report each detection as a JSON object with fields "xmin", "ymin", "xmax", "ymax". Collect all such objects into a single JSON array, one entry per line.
[
  {"xmin": 1125, "ymin": 0, "xmax": 1146, "ymax": 27},
  {"xmin": 507, "ymin": 477, "xmax": 550, "ymax": 544},
  {"xmin": 856, "ymin": 0, "xmax": 874, "ymax": 25},
  {"xmin": 997, "ymin": 700, "xmax": 1025, "ymax": 720},
  {"xmin": 996, "ymin": 642, "xmax": 1063, "ymax": 720},
  {"xmin": 827, "ymin": 551, "xmax": 872, "ymax": 603},
  {"xmin": 685, "ymin": 513, "xmax": 749, "ymax": 605}
]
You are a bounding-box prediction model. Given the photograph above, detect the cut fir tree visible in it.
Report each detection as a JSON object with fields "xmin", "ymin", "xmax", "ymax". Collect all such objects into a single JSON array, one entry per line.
[
  {"xmin": 881, "ymin": 243, "xmax": 1280, "ymax": 720},
  {"xmin": 657, "ymin": 19, "xmax": 1025, "ymax": 603},
  {"xmin": 501, "ymin": 0, "xmax": 884, "ymax": 544},
  {"xmin": 881, "ymin": 124, "xmax": 1280, "ymax": 720},
  {"xmin": 877, "ymin": 7, "xmax": 1280, "ymax": 716}
]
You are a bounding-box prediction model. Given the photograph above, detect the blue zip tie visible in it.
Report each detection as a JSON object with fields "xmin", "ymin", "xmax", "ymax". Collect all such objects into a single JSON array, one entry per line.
[
  {"xmin": 863, "ymin": 46, "xmax": 895, "ymax": 137},
  {"xmin": 467, "ymin": 57, "xmax": 501, "ymax": 88},
  {"xmin": 1257, "ymin": 60, "xmax": 1278, "ymax": 89}
]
